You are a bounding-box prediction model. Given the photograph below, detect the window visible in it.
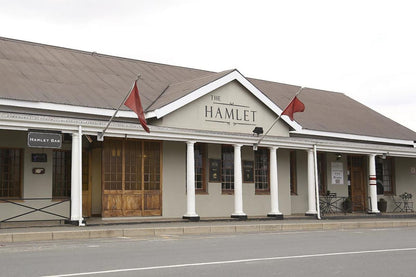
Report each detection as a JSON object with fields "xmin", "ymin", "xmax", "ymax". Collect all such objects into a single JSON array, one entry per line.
[
  {"xmin": 221, "ymin": 145, "xmax": 234, "ymax": 193},
  {"xmin": 53, "ymin": 150, "xmax": 71, "ymax": 198},
  {"xmin": 194, "ymin": 143, "xmax": 207, "ymax": 193},
  {"xmin": 254, "ymin": 148, "xmax": 269, "ymax": 193},
  {"xmin": 103, "ymin": 139, "xmax": 161, "ymax": 192},
  {"xmin": 317, "ymin": 153, "xmax": 326, "ymax": 195},
  {"xmin": 0, "ymin": 148, "xmax": 22, "ymax": 198},
  {"xmin": 376, "ymin": 157, "xmax": 394, "ymax": 195},
  {"xmin": 143, "ymin": 141, "xmax": 161, "ymax": 191},
  {"xmin": 290, "ymin": 151, "xmax": 297, "ymax": 195}
]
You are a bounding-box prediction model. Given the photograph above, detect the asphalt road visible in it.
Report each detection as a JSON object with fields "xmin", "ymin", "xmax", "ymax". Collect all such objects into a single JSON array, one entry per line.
[{"xmin": 1, "ymin": 227, "xmax": 416, "ymax": 277}]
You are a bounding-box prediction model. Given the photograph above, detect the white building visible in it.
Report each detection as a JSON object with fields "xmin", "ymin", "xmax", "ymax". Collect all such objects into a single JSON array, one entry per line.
[{"xmin": 0, "ymin": 37, "xmax": 415, "ymax": 225}]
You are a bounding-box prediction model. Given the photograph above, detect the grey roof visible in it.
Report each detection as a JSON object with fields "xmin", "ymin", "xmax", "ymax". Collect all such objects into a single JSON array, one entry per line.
[{"xmin": 0, "ymin": 36, "xmax": 415, "ymax": 141}]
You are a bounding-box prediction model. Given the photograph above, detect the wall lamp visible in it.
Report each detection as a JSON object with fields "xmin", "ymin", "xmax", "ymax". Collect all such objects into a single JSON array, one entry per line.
[
  {"xmin": 335, "ymin": 153, "xmax": 342, "ymax": 160},
  {"xmin": 252, "ymin": 127, "xmax": 263, "ymax": 136}
]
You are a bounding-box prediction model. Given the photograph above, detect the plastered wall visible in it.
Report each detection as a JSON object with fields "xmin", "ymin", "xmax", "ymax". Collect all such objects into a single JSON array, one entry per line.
[
  {"xmin": 155, "ymin": 81, "xmax": 290, "ymax": 137},
  {"xmin": 0, "ymin": 130, "xmax": 70, "ymax": 221},
  {"xmin": 162, "ymin": 141, "xmax": 293, "ymax": 217}
]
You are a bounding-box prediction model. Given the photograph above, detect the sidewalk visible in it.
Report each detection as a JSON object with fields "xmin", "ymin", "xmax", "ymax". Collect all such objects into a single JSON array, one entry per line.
[{"xmin": 1, "ymin": 216, "xmax": 416, "ymax": 243}]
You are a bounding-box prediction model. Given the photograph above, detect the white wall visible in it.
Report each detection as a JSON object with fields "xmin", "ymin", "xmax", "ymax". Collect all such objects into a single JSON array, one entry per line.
[
  {"xmin": 0, "ymin": 130, "xmax": 70, "ymax": 221},
  {"xmin": 162, "ymin": 141, "xmax": 293, "ymax": 218},
  {"xmin": 382, "ymin": 157, "xmax": 416, "ymax": 212},
  {"xmin": 156, "ymin": 81, "xmax": 290, "ymax": 137}
]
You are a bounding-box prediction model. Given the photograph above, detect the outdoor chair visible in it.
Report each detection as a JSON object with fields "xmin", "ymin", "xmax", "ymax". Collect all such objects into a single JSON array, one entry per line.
[
  {"xmin": 391, "ymin": 196, "xmax": 403, "ymax": 212},
  {"xmin": 399, "ymin": 192, "xmax": 413, "ymax": 212}
]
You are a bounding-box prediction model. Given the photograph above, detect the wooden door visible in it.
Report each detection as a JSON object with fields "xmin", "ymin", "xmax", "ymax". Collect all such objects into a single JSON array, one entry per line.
[
  {"xmin": 82, "ymin": 151, "xmax": 92, "ymax": 217},
  {"xmin": 102, "ymin": 139, "xmax": 161, "ymax": 217},
  {"xmin": 348, "ymin": 156, "xmax": 367, "ymax": 212},
  {"xmin": 143, "ymin": 141, "xmax": 162, "ymax": 216}
]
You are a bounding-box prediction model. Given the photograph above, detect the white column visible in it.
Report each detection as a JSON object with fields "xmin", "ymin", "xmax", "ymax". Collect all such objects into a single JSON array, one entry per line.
[
  {"xmin": 183, "ymin": 141, "xmax": 199, "ymax": 221},
  {"xmin": 368, "ymin": 154, "xmax": 380, "ymax": 213},
  {"xmin": 306, "ymin": 149, "xmax": 317, "ymax": 215},
  {"xmin": 70, "ymin": 129, "xmax": 84, "ymax": 225},
  {"xmin": 232, "ymin": 144, "xmax": 246, "ymax": 218},
  {"xmin": 268, "ymin": 146, "xmax": 283, "ymax": 218}
]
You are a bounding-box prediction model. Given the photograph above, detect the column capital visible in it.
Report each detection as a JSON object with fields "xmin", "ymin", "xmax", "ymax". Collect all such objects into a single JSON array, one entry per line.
[
  {"xmin": 186, "ymin": 140, "xmax": 196, "ymax": 146},
  {"xmin": 233, "ymin": 143, "xmax": 243, "ymax": 148},
  {"xmin": 269, "ymin": 146, "xmax": 279, "ymax": 151}
]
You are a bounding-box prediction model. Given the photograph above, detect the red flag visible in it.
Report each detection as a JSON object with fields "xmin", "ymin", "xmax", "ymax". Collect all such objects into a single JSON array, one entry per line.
[
  {"xmin": 124, "ymin": 81, "xmax": 150, "ymax": 133},
  {"xmin": 281, "ymin": 96, "xmax": 305, "ymax": 121}
]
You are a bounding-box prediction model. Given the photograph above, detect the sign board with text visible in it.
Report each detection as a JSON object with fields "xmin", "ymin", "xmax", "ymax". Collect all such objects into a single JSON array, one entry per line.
[{"xmin": 28, "ymin": 132, "xmax": 62, "ymax": 149}]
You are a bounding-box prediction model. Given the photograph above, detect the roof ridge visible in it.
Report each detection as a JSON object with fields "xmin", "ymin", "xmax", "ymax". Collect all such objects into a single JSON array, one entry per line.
[{"xmin": 167, "ymin": 69, "xmax": 236, "ymax": 87}]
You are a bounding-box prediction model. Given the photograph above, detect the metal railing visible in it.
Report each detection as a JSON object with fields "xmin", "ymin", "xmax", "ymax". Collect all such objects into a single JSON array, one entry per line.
[
  {"xmin": 319, "ymin": 194, "xmax": 349, "ymax": 214},
  {"xmin": 0, "ymin": 198, "xmax": 70, "ymax": 222}
]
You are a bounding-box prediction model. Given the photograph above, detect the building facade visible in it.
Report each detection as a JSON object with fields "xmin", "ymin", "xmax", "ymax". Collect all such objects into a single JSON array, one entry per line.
[{"xmin": 0, "ymin": 37, "xmax": 415, "ymax": 225}]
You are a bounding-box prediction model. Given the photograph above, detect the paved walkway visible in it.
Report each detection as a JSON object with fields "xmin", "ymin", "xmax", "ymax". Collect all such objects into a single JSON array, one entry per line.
[{"xmin": 1, "ymin": 216, "xmax": 416, "ymax": 243}]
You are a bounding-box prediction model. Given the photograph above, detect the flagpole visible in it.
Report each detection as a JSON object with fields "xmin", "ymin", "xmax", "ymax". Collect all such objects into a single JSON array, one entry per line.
[
  {"xmin": 253, "ymin": 86, "xmax": 303, "ymax": 150},
  {"xmin": 97, "ymin": 75, "xmax": 141, "ymax": 141}
]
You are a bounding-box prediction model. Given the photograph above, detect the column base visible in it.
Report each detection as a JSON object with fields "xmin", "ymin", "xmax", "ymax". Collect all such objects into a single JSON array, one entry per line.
[
  {"xmin": 267, "ymin": 213, "xmax": 284, "ymax": 220},
  {"xmin": 305, "ymin": 211, "xmax": 317, "ymax": 216},
  {"xmin": 183, "ymin": 215, "xmax": 200, "ymax": 221},
  {"xmin": 66, "ymin": 219, "xmax": 86, "ymax": 226},
  {"xmin": 368, "ymin": 210, "xmax": 380, "ymax": 214},
  {"xmin": 231, "ymin": 214, "xmax": 248, "ymax": 220}
]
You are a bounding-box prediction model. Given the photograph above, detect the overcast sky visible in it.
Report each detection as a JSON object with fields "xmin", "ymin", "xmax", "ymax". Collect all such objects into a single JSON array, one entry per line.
[{"xmin": 1, "ymin": 0, "xmax": 415, "ymax": 132}]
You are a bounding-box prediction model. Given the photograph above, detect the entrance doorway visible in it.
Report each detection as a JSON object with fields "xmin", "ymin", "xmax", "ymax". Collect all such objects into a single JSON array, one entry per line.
[
  {"xmin": 348, "ymin": 156, "xmax": 367, "ymax": 212},
  {"xmin": 101, "ymin": 139, "xmax": 162, "ymax": 217},
  {"xmin": 82, "ymin": 150, "xmax": 92, "ymax": 217}
]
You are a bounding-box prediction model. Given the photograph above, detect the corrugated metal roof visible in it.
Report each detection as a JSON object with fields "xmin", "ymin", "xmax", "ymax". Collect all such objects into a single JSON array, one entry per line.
[{"xmin": 0, "ymin": 36, "xmax": 415, "ymax": 141}]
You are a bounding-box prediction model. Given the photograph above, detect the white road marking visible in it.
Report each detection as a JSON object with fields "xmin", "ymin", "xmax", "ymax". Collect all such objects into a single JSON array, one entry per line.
[{"xmin": 42, "ymin": 247, "xmax": 416, "ymax": 277}]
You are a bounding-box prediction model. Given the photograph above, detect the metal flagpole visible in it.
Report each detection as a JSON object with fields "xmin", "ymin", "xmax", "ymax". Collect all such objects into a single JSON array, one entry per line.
[
  {"xmin": 253, "ymin": 86, "xmax": 303, "ymax": 150},
  {"xmin": 97, "ymin": 75, "xmax": 141, "ymax": 141}
]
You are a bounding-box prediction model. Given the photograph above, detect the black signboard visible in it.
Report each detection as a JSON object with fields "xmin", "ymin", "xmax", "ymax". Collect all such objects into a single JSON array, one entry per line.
[
  {"xmin": 28, "ymin": 132, "xmax": 62, "ymax": 149},
  {"xmin": 243, "ymin": 160, "xmax": 254, "ymax": 182},
  {"xmin": 209, "ymin": 159, "xmax": 221, "ymax": 182}
]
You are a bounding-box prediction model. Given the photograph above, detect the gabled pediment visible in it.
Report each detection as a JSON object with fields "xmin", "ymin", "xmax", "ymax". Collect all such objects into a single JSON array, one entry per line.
[{"xmin": 147, "ymin": 69, "xmax": 302, "ymax": 133}]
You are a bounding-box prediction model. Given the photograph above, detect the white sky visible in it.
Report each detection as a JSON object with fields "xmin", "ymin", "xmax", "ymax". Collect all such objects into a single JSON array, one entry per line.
[{"xmin": 1, "ymin": 0, "xmax": 415, "ymax": 132}]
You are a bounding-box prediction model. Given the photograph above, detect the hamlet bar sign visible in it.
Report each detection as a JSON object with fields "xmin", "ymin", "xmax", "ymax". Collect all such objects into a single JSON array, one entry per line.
[{"xmin": 28, "ymin": 132, "xmax": 62, "ymax": 149}]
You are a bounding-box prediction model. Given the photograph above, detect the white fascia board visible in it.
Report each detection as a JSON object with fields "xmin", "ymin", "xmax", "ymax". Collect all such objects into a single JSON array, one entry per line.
[
  {"xmin": 292, "ymin": 129, "xmax": 415, "ymax": 146},
  {"xmin": 152, "ymin": 70, "xmax": 303, "ymax": 131},
  {"xmin": 0, "ymin": 99, "xmax": 151, "ymax": 119}
]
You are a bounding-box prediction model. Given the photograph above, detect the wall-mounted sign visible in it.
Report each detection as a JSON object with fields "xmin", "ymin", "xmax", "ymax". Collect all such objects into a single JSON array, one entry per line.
[
  {"xmin": 204, "ymin": 95, "xmax": 257, "ymax": 126},
  {"xmin": 331, "ymin": 162, "xmax": 344, "ymax": 185},
  {"xmin": 32, "ymin": 153, "xmax": 47, "ymax": 162},
  {"xmin": 209, "ymin": 159, "xmax": 221, "ymax": 182},
  {"xmin": 28, "ymin": 132, "xmax": 62, "ymax": 149},
  {"xmin": 243, "ymin": 160, "xmax": 254, "ymax": 183},
  {"xmin": 32, "ymin": 168, "xmax": 45, "ymax": 174}
]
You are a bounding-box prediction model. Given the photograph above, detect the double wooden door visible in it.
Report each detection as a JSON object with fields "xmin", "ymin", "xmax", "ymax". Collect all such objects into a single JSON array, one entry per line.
[
  {"xmin": 348, "ymin": 156, "xmax": 367, "ymax": 212},
  {"xmin": 102, "ymin": 139, "xmax": 162, "ymax": 217}
]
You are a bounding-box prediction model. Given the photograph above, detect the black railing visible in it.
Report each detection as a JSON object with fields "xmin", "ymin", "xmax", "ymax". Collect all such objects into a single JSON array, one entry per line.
[
  {"xmin": 0, "ymin": 198, "xmax": 70, "ymax": 222},
  {"xmin": 319, "ymin": 194, "xmax": 348, "ymax": 214}
]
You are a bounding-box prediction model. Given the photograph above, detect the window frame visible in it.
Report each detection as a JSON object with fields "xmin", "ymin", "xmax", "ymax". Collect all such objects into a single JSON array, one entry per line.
[
  {"xmin": 0, "ymin": 147, "xmax": 23, "ymax": 199},
  {"xmin": 317, "ymin": 152, "xmax": 327, "ymax": 195},
  {"xmin": 290, "ymin": 150, "xmax": 297, "ymax": 195},
  {"xmin": 376, "ymin": 157, "xmax": 395, "ymax": 195},
  {"xmin": 194, "ymin": 143, "xmax": 207, "ymax": 194},
  {"xmin": 254, "ymin": 147, "xmax": 270, "ymax": 195},
  {"xmin": 221, "ymin": 145, "xmax": 234, "ymax": 194},
  {"xmin": 52, "ymin": 149, "xmax": 72, "ymax": 199}
]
